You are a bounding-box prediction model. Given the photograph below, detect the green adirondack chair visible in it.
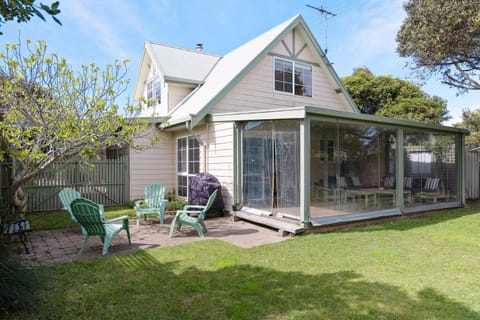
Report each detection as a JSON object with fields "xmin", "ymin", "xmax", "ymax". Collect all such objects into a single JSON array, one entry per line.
[
  {"xmin": 169, "ymin": 189, "xmax": 218, "ymax": 238},
  {"xmin": 58, "ymin": 188, "xmax": 81, "ymax": 232},
  {"xmin": 70, "ymin": 198, "xmax": 131, "ymax": 255},
  {"xmin": 135, "ymin": 184, "xmax": 169, "ymax": 226}
]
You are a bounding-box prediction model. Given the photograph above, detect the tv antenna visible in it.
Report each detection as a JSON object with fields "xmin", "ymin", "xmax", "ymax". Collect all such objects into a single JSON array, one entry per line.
[{"xmin": 306, "ymin": 4, "xmax": 336, "ymax": 55}]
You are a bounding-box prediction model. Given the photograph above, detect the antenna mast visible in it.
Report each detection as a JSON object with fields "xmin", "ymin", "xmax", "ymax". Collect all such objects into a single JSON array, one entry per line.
[{"xmin": 306, "ymin": 4, "xmax": 336, "ymax": 54}]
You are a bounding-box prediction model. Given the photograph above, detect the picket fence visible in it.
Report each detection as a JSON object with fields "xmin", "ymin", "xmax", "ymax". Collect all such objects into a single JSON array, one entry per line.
[{"xmin": 0, "ymin": 155, "xmax": 129, "ymax": 213}]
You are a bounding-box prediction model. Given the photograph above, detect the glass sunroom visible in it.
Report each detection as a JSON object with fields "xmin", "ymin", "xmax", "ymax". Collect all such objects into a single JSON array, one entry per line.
[{"xmin": 230, "ymin": 106, "xmax": 467, "ymax": 228}]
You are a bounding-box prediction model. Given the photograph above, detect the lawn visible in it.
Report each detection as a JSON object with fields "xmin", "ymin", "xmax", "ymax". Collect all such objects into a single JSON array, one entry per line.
[{"xmin": 11, "ymin": 204, "xmax": 480, "ymax": 319}]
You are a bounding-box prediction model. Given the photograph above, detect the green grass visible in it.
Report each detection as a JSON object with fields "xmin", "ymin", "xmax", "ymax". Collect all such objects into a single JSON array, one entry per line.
[
  {"xmin": 27, "ymin": 206, "xmax": 138, "ymax": 230},
  {"xmin": 14, "ymin": 203, "xmax": 480, "ymax": 319}
]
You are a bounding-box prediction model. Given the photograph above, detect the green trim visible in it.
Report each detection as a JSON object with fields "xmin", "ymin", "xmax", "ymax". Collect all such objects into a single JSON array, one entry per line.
[
  {"xmin": 210, "ymin": 107, "xmax": 307, "ymax": 122},
  {"xmin": 281, "ymin": 40, "xmax": 294, "ymax": 58},
  {"xmin": 269, "ymin": 52, "xmax": 320, "ymax": 67},
  {"xmin": 292, "ymin": 28, "xmax": 296, "ymax": 56},
  {"xmin": 295, "ymin": 43, "xmax": 308, "ymax": 58},
  {"xmin": 403, "ymin": 202, "xmax": 461, "ymax": 214},
  {"xmin": 457, "ymin": 134, "xmax": 466, "ymax": 205},
  {"xmin": 211, "ymin": 105, "xmax": 468, "ymax": 135},
  {"xmin": 233, "ymin": 123, "xmax": 242, "ymax": 206},
  {"xmin": 164, "ymin": 76, "xmax": 203, "ymax": 85},
  {"xmin": 396, "ymin": 128, "xmax": 404, "ymax": 209},
  {"xmin": 310, "ymin": 208, "xmax": 401, "ymax": 226},
  {"xmin": 300, "ymin": 119, "xmax": 310, "ymax": 225},
  {"xmin": 304, "ymin": 106, "xmax": 469, "ymax": 134}
]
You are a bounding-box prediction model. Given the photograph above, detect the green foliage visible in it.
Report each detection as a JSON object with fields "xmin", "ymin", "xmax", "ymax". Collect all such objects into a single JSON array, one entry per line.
[
  {"xmin": 0, "ymin": 40, "xmax": 155, "ymax": 224},
  {"xmin": 127, "ymin": 198, "xmax": 142, "ymax": 208},
  {"xmin": 0, "ymin": 240, "xmax": 42, "ymax": 315},
  {"xmin": 456, "ymin": 108, "xmax": 480, "ymax": 146},
  {"xmin": 165, "ymin": 189, "xmax": 187, "ymax": 210},
  {"xmin": 0, "ymin": 0, "xmax": 61, "ymax": 34},
  {"xmin": 342, "ymin": 67, "xmax": 450, "ymax": 124},
  {"xmin": 167, "ymin": 198, "xmax": 187, "ymax": 211},
  {"xmin": 397, "ymin": 0, "xmax": 480, "ymax": 92}
]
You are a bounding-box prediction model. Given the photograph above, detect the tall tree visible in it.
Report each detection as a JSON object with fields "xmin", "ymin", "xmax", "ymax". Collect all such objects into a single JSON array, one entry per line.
[
  {"xmin": 0, "ymin": 0, "xmax": 61, "ymax": 34},
  {"xmin": 456, "ymin": 108, "xmax": 480, "ymax": 146},
  {"xmin": 0, "ymin": 40, "xmax": 153, "ymax": 224},
  {"xmin": 342, "ymin": 67, "xmax": 450, "ymax": 124},
  {"xmin": 397, "ymin": 0, "xmax": 480, "ymax": 92}
]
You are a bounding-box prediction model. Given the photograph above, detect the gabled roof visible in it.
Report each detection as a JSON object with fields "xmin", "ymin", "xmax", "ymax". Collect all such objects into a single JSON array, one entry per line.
[
  {"xmin": 164, "ymin": 14, "xmax": 358, "ymax": 128},
  {"xmin": 145, "ymin": 42, "xmax": 221, "ymax": 84},
  {"xmin": 135, "ymin": 14, "xmax": 358, "ymax": 128},
  {"xmin": 133, "ymin": 42, "xmax": 220, "ymax": 101}
]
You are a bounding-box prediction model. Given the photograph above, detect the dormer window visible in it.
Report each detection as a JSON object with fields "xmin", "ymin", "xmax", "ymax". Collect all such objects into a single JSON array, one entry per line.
[
  {"xmin": 146, "ymin": 76, "xmax": 161, "ymax": 106},
  {"xmin": 274, "ymin": 57, "xmax": 312, "ymax": 97}
]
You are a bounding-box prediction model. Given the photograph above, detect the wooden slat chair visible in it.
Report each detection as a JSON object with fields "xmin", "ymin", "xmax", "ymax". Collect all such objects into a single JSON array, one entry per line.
[
  {"xmin": 416, "ymin": 177, "xmax": 449, "ymax": 203},
  {"xmin": 58, "ymin": 188, "xmax": 81, "ymax": 232},
  {"xmin": 169, "ymin": 189, "xmax": 218, "ymax": 238},
  {"xmin": 70, "ymin": 198, "xmax": 131, "ymax": 255},
  {"xmin": 135, "ymin": 184, "xmax": 169, "ymax": 226}
]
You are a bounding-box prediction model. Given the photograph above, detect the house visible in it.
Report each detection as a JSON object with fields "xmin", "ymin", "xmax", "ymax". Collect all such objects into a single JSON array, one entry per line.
[{"xmin": 130, "ymin": 14, "xmax": 467, "ymax": 232}]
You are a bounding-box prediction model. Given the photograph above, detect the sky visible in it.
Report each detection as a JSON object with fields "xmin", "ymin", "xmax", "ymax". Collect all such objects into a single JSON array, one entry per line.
[{"xmin": 1, "ymin": 0, "xmax": 479, "ymax": 126}]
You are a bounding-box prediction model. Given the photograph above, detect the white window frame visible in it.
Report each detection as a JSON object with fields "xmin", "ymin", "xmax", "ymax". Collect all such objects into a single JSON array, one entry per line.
[
  {"xmin": 146, "ymin": 76, "xmax": 161, "ymax": 106},
  {"xmin": 176, "ymin": 135, "xmax": 200, "ymax": 197},
  {"xmin": 273, "ymin": 57, "xmax": 312, "ymax": 97}
]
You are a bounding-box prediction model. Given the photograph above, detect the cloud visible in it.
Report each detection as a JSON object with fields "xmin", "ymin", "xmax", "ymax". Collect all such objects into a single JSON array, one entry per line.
[
  {"xmin": 344, "ymin": 1, "xmax": 406, "ymax": 71},
  {"xmin": 63, "ymin": 1, "xmax": 137, "ymax": 61}
]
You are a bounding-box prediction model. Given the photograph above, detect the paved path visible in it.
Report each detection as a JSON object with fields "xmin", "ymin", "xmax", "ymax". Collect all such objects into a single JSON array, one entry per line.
[{"xmin": 16, "ymin": 215, "xmax": 290, "ymax": 266}]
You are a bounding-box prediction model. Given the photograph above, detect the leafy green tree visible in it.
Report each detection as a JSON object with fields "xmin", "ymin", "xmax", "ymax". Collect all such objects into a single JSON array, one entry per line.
[
  {"xmin": 397, "ymin": 0, "xmax": 480, "ymax": 92},
  {"xmin": 342, "ymin": 67, "xmax": 449, "ymax": 124},
  {"xmin": 0, "ymin": 40, "xmax": 152, "ymax": 224},
  {"xmin": 0, "ymin": 0, "xmax": 61, "ymax": 34},
  {"xmin": 456, "ymin": 108, "xmax": 480, "ymax": 146}
]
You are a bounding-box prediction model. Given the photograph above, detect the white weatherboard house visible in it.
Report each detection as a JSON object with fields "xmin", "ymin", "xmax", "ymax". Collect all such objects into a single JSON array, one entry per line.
[{"xmin": 131, "ymin": 14, "xmax": 467, "ymax": 232}]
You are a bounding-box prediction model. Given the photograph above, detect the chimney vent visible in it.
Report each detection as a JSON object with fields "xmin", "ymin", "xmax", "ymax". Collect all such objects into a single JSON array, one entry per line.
[{"xmin": 196, "ymin": 43, "xmax": 203, "ymax": 52}]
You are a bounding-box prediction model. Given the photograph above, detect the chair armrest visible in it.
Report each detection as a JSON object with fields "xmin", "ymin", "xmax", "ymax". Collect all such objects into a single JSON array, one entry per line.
[
  {"xmin": 160, "ymin": 199, "xmax": 169, "ymax": 209},
  {"xmin": 183, "ymin": 205, "xmax": 205, "ymax": 210},
  {"xmin": 106, "ymin": 215, "xmax": 129, "ymax": 224}
]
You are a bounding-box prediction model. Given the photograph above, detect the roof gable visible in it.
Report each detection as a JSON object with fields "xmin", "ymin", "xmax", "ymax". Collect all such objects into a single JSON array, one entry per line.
[
  {"xmin": 164, "ymin": 14, "xmax": 359, "ymax": 127},
  {"xmin": 146, "ymin": 42, "xmax": 221, "ymax": 84},
  {"xmin": 133, "ymin": 42, "xmax": 220, "ymax": 100}
]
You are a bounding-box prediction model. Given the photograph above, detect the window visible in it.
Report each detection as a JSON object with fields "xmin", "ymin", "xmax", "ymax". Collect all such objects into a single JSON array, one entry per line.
[
  {"xmin": 177, "ymin": 136, "xmax": 200, "ymax": 197},
  {"xmin": 274, "ymin": 57, "xmax": 312, "ymax": 97},
  {"xmin": 146, "ymin": 76, "xmax": 161, "ymax": 106}
]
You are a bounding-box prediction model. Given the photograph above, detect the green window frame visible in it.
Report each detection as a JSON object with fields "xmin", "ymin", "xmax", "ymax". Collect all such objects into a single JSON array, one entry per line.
[{"xmin": 274, "ymin": 57, "xmax": 312, "ymax": 97}]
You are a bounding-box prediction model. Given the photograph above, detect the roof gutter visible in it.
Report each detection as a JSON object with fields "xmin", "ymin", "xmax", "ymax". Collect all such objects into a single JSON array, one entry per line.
[{"xmin": 186, "ymin": 120, "xmax": 205, "ymax": 146}]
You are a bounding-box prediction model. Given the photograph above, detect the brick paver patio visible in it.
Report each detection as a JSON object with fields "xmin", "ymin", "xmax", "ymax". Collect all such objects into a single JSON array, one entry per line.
[{"xmin": 14, "ymin": 215, "xmax": 290, "ymax": 266}]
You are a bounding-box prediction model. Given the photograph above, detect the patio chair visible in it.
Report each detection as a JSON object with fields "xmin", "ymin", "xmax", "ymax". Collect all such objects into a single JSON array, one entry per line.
[
  {"xmin": 135, "ymin": 184, "xmax": 169, "ymax": 226},
  {"xmin": 382, "ymin": 176, "xmax": 395, "ymax": 189},
  {"xmin": 70, "ymin": 198, "xmax": 131, "ymax": 255},
  {"xmin": 415, "ymin": 177, "xmax": 449, "ymax": 203},
  {"xmin": 58, "ymin": 188, "xmax": 81, "ymax": 232},
  {"xmin": 169, "ymin": 189, "xmax": 218, "ymax": 238}
]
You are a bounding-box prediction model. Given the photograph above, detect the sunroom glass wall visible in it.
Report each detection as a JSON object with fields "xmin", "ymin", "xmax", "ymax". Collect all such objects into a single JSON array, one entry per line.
[
  {"xmin": 310, "ymin": 121, "xmax": 396, "ymax": 218},
  {"xmin": 404, "ymin": 131, "xmax": 457, "ymax": 206}
]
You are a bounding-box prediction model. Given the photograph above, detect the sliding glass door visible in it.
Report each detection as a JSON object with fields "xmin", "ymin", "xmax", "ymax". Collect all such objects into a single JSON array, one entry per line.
[
  {"xmin": 241, "ymin": 120, "xmax": 301, "ymax": 218},
  {"xmin": 274, "ymin": 120, "xmax": 301, "ymax": 217},
  {"xmin": 242, "ymin": 121, "xmax": 274, "ymax": 214}
]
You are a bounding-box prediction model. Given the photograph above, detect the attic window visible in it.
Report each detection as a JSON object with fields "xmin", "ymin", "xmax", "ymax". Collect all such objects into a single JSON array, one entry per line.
[
  {"xmin": 146, "ymin": 76, "xmax": 161, "ymax": 106},
  {"xmin": 274, "ymin": 57, "xmax": 312, "ymax": 97}
]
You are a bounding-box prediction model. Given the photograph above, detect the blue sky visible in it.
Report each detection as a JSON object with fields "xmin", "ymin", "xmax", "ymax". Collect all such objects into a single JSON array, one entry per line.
[{"xmin": 2, "ymin": 0, "xmax": 479, "ymax": 125}]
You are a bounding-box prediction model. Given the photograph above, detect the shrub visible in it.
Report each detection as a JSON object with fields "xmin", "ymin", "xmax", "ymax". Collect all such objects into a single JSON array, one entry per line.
[{"xmin": 0, "ymin": 239, "xmax": 43, "ymax": 316}]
